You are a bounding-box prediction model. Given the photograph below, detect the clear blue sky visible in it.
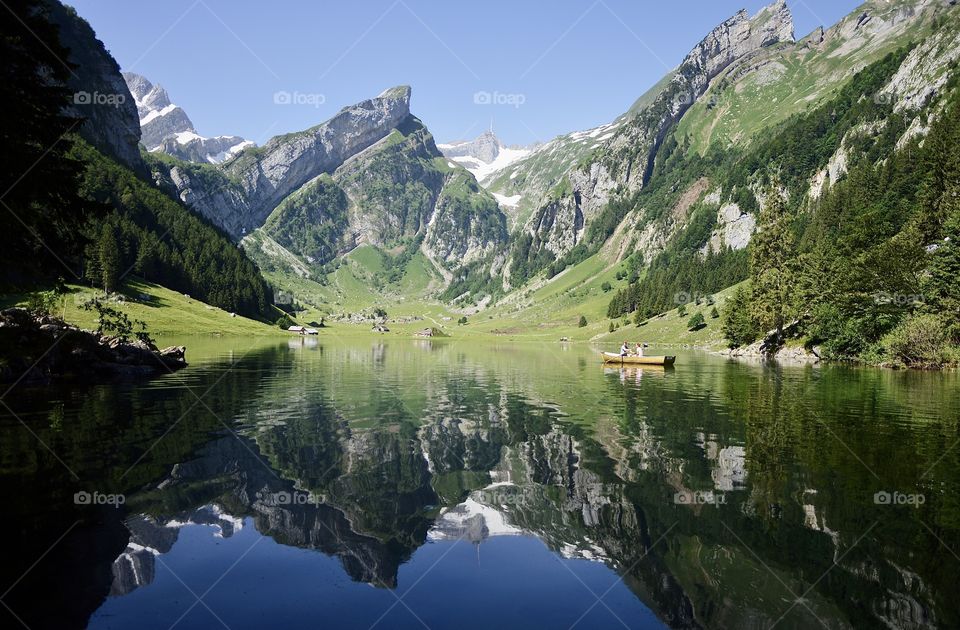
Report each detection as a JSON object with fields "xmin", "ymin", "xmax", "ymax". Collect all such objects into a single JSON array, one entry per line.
[{"xmin": 68, "ymin": 0, "xmax": 860, "ymax": 146}]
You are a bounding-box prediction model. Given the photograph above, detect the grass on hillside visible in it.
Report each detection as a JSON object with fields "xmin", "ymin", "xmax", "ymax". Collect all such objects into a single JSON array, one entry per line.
[
  {"xmin": 247, "ymin": 237, "xmax": 744, "ymax": 347},
  {"xmin": 595, "ymin": 283, "xmax": 742, "ymax": 349},
  {"xmin": 3, "ymin": 279, "xmax": 283, "ymax": 338},
  {"xmin": 674, "ymin": 5, "xmax": 938, "ymax": 155},
  {"xmin": 0, "ymin": 269, "xmax": 740, "ymax": 346}
]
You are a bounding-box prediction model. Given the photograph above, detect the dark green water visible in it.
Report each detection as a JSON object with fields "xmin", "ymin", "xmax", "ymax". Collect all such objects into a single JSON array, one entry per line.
[{"xmin": 1, "ymin": 337, "xmax": 958, "ymax": 629}]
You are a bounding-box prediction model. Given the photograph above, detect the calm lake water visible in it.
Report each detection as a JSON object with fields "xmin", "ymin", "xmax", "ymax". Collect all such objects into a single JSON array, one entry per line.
[{"xmin": 1, "ymin": 337, "xmax": 959, "ymax": 629}]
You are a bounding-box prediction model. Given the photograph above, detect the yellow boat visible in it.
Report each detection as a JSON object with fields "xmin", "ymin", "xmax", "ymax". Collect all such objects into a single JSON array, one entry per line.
[{"xmin": 601, "ymin": 352, "xmax": 676, "ymax": 366}]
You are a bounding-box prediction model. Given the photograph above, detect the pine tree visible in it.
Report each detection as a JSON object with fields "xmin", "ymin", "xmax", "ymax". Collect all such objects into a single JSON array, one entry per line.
[
  {"xmin": 750, "ymin": 180, "xmax": 796, "ymax": 336},
  {"xmin": 0, "ymin": 0, "xmax": 95, "ymax": 279},
  {"xmin": 98, "ymin": 224, "xmax": 120, "ymax": 292},
  {"xmin": 925, "ymin": 207, "xmax": 960, "ymax": 342},
  {"xmin": 918, "ymin": 97, "xmax": 960, "ymax": 242},
  {"xmin": 687, "ymin": 312, "xmax": 705, "ymax": 331},
  {"xmin": 723, "ymin": 286, "xmax": 758, "ymax": 348}
]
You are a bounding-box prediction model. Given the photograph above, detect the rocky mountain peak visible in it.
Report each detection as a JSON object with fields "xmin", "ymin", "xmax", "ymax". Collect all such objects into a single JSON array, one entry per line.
[
  {"xmin": 751, "ymin": 0, "xmax": 795, "ymax": 46},
  {"xmin": 678, "ymin": 0, "xmax": 794, "ymax": 80},
  {"xmin": 511, "ymin": 0, "xmax": 797, "ymax": 265},
  {"xmin": 122, "ymin": 71, "xmax": 252, "ymax": 164},
  {"xmin": 439, "ymin": 129, "xmax": 503, "ymax": 164},
  {"xmin": 167, "ymin": 86, "xmax": 424, "ymax": 237},
  {"xmin": 317, "ymin": 85, "xmax": 412, "ymax": 143},
  {"xmin": 378, "ymin": 85, "xmax": 412, "ymax": 102},
  {"xmin": 122, "ymin": 72, "xmax": 175, "ymax": 120}
]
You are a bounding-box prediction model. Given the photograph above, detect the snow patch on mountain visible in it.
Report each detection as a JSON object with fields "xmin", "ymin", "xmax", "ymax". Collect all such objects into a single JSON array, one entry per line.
[
  {"xmin": 123, "ymin": 72, "xmax": 254, "ymax": 164},
  {"xmin": 492, "ymin": 192, "xmax": 521, "ymax": 208},
  {"xmin": 438, "ymin": 130, "xmax": 533, "ymax": 183},
  {"xmin": 427, "ymin": 497, "xmax": 522, "ymax": 542},
  {"xmin": 140, "ymin": 103, "xmax": 178, "ymax": 126}
]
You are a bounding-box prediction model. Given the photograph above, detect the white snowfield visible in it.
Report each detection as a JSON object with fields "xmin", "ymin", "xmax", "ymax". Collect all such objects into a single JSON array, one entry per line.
[
  {"xmin": 139, "ymin": 103, "xmax": 177, "ymax": 126},
  {"xmin": 492, "ymin": 192, "xmax": 521, "ymax": 208},
  {"xmin": 438, "ymin": 144, "xmax": 533, "ymax": 183},
  {"xmin": 427, "ymin": 497, "xmax": 522, "ymax": 541}
]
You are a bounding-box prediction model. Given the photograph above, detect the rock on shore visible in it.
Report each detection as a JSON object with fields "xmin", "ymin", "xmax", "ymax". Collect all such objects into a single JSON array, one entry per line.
[{"xmin": 0, "ymin": 308, "xmax": 187, "ymax": 384}]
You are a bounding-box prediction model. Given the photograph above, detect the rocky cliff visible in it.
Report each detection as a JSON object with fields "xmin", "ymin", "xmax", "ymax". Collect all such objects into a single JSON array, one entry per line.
[
  {"xmin": 516, "ymin": 0, "xmax": 795, "ymax": 265},
  {"xmin": 176, "ymin": 88, "xmax": 510, "ymax": 282},
  {"xmin": 46, "ymin": 1, "xmax": 143, "ymax": 172},
  {"xmin": 491, "ymin": 0, "xmax": 954, "ymax": 305},
  {"xmin": 245, "ymin": 115, "xmax": 508, "ymax": 275},
  {"xmin": 159, "ymin": 86, "xmax": 414, "ymax": 237},
  {"xmin": 123, "ymin": 72, "xmax": 253, "ymax": 163},
  {"xmin": 439, "ymin": 129, "xmax": 502, "ymax": 164}
]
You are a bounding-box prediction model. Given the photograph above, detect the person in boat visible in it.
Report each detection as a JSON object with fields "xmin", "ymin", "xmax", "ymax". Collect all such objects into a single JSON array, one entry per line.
[
  {"xmin": 620, "ymin": 341, "xmax": 630, "ymax": 357},
  {"xmin": 635, "ymin": 342, "xmax": 644, "ymax": 357}
]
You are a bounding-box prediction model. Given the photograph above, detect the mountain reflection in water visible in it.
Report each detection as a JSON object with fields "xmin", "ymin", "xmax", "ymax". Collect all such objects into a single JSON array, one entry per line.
[{"xmin": 1, "ymin": 339, "xmax": 957, "ymax": 629}]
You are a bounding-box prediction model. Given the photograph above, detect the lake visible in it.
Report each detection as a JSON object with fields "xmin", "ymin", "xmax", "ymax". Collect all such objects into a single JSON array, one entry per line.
[{"xmin": 1, "ymin": 337, "xmax": 958, "ymax": 629}]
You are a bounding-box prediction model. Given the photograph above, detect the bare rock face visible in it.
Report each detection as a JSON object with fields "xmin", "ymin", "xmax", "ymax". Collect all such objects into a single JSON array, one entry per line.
[
  {"xmin": 521, "ymin": 0, "xmax": 794, "ymax": 261},
  {"xmin": 882, "ymin": 21, "xmax": 960, "ymax": 113},
  {"xmin": 439, "ymin": 130, "xmax": 502, "ymax": 164},
  {"xmin": 46, "ymin": 1, "xmax": 143, "ymax": 172},
  {"xmin": 422, "ymin": 178, "xmax": 508, "ymax": 268},
  {"xmin": 124, "ymin": 72, "xmax": 254, "ymax": 164},
  {"xmin": 156, "ymin": 133, "xmax": 249, "ymax": 163},
  {"xmin": 676, "ymin": 0, "xmax": 794, "ymax": 91},
  {"xmin": 167, "ymin": 86, "xmax": 414, "ymax": 238},
  {"xmin": 702, "ymin": 202, "xmax": 756, "ymax": 254}
]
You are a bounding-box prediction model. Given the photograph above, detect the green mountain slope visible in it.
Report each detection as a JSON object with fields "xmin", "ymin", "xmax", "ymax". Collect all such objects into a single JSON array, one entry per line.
[
  {"xmin": 241, "ymin": 115, "xmax": 507, "ymax": 309},
  {"xmin": 479, "ymin": 0, "xmax": 952, "ymax": 305},
  {"xmin": 73, "ymin": 140, "xmax": 273, "ymax": 319},
  {"xmin": 674, "ymin": 0, "xmax": 950, "ymax": 153},
  {"xmin": 0, "ymin": 0, "xmax": 276, "ymax": 329}
]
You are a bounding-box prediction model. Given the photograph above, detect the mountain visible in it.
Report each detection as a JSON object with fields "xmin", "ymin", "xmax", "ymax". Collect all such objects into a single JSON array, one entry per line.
[
  {"xmin": 246, "ymin": 115, "xmax": 507, "ymax": 275},
  {"xmin": 509, "ymin": 0, "xmax": 796, "ymax": 271},
  {"xmin": 146, "ymin": 86, "xmax": 508, "ymax": 285},
  {"xmin": 437, "ymin": 130, "xmax": 535, "ymax": 229},
  {"xmin": 482, "ymin": 121, "xmax": 623, "ymax": 230},
  {"xmin": 22, "ymin": 0, "xmax": 960, "ymax": 362},
  {"xmin": 0, "ymin": 0, "xmax": 275, "ymax": 318},
  {"xmin": 123, "ymin": 72, "xmax": 253, "ymax": 164},
  {"xmin": 164, "ymin": 0, "xmax": 959, "ymax": 343},
  {"xmin": 600, "ymin": 0, "xmax": 959, "ymax": 274},
  {"xmin": 478, "ymin": 1, "xmax": 797, "ymax": 256},
  {"xmin": 465, "ymin": 0, "xmax": 953, "ymax": 287},
  {"xmin": 422, "ymin": 0, "xmax": 960, "ymax": 367},
  {"xmin": 588, "ymin": 0, "xmax": 960, "ymax": 365},
  {"xmin": 154, "ymin": 86, "xmax": 414, "ymax": 237},
  {"xmin": 46, "ymin": 2, "xmax": 143, "ymax": 172},
  {"xmin": 437, "ymin": 130, "xmax": 533, "ymax": 185}
]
